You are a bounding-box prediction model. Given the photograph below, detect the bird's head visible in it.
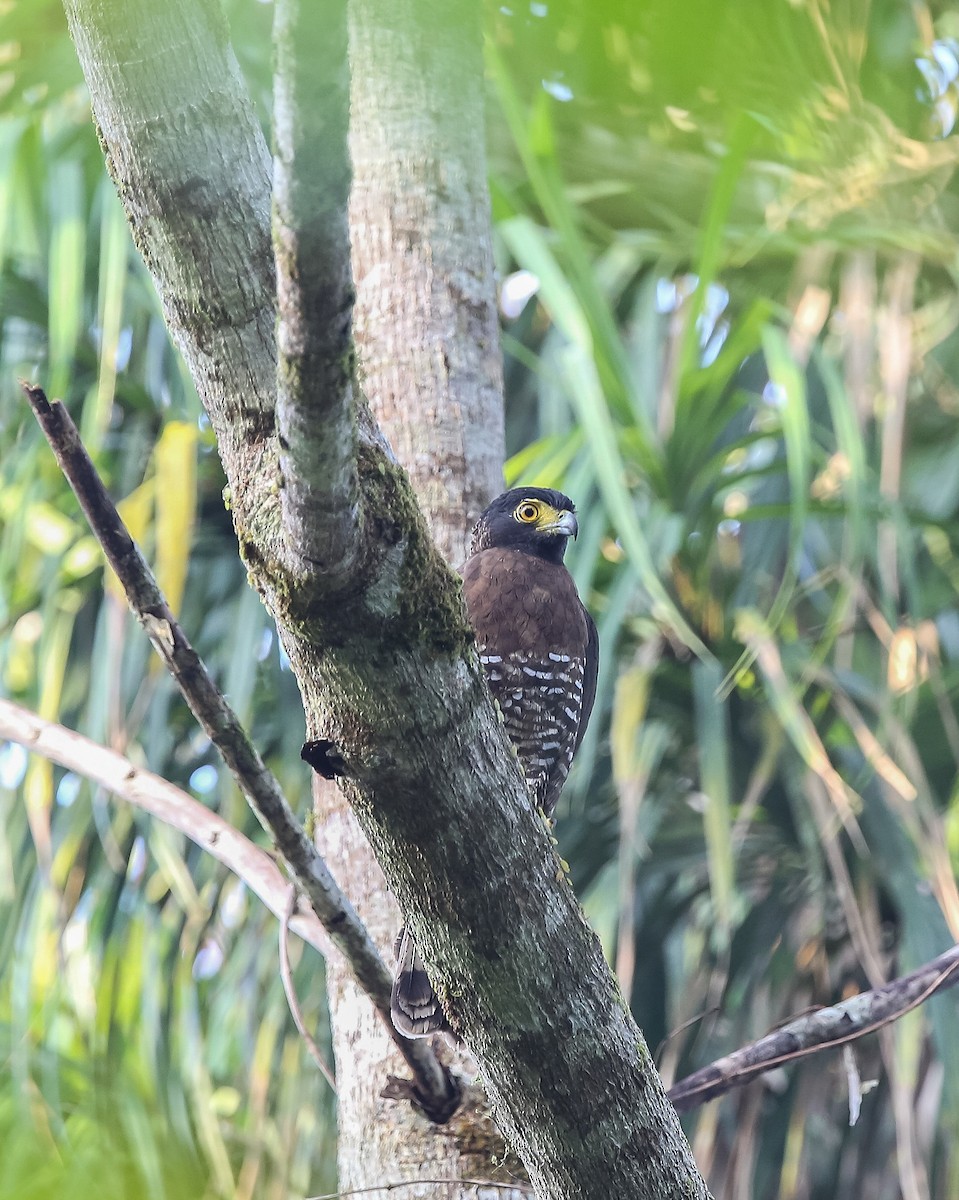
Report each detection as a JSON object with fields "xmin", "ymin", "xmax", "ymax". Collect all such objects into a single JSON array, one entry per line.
[{"xmin": 470, "ymin": 487, "xmax": 578, "ymax": 563}]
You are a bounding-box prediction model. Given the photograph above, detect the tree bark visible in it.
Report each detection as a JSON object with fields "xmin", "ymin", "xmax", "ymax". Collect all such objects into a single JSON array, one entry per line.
[
  {"xmin": 349, "ymin": 0, "xmax": 505, "ymax": 564},
  {"xmin": 273, "ymin": 0, "xmax": 361, "ymax": 577},
  {"xmin": 62, "ymin": 2, "xmax": 712, "ymax": 1196},
  {"xmin": 317, "ymin": 2, "xmax": 519, "ymax": 1195}
]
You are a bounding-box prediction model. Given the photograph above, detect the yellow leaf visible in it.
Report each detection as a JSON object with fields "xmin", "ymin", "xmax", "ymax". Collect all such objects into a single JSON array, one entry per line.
[
  {"xmin": 25, "ymin": 605, "xmax": 77, "ymax": 869},
  {"xmin": 155, "ymin": 421, "xmax": 198, "ymax": 618},
  {"xmin": 610, "ymin": 664, "xmax": 651, "ymax": 790},
  {"xmin": 887, "ymin": 626, "xmax": 918, "ymax": 694}
]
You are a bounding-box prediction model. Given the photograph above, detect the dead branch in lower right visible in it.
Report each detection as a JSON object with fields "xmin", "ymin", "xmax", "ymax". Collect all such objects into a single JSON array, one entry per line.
[{"xmin": 668, "ymin": 942, "xmax": 959, "ymax": 1113}]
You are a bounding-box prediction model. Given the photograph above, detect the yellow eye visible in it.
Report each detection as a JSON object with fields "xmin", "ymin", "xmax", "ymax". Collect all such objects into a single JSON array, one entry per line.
[{"xmin": 515, "ymin": 500, "xmax": 541, "ymax": 524}]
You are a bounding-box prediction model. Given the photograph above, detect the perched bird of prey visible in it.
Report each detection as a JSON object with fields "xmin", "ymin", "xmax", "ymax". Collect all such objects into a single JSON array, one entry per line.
[{"xmin": 391, "ymin": 487, "xmax": 598, "ymax": 1037}]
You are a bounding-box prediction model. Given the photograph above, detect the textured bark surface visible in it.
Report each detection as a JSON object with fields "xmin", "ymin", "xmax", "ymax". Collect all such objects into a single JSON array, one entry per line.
[
  {"xmin": 349, "ymin": 0, "xmax": 505, "ymax": 565},
  {"xmin": 64, "ymin": 1, "xmax": 712, "ymax": 1196},
  {"xmin": 319, "ymin": 2, "xmax": 517, "ymax": 1193},
  {"xmin": 273, "ymin": 0, "xmax": 361, "ymax": 576}
]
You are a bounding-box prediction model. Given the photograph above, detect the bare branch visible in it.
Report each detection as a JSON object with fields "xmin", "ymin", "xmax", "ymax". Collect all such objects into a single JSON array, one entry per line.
[
  {"xmin": 668, "ymin": 943, "xmax": 959, "ymax": 1113},
  {"xmin": 0, "ymin": 697, "xmax": 329, "ymax": 958},
  {"xmin": 21, "ymin": 380, "xmax": 458, "ymax": 1121},
  {"xmin": 273, "ymin": 0, "xmax": 360, "ymax": 578}
]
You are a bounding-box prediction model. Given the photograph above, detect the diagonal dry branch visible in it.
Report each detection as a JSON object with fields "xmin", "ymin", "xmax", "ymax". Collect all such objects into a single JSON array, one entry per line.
[
  {"xmin": 21, "ymin": 380, "xmax": 458, "ymax": 1119},
  {"xmin": 2, "ymin": 698, "xmax": 344, "ymax": 1089},
  {"xmin": 0, "ymin": 696, "xmax": 330, "ymax": 958},
  {"xmin": 668, "ymin": 943, "xmax": 959, "ymax": 1113}
]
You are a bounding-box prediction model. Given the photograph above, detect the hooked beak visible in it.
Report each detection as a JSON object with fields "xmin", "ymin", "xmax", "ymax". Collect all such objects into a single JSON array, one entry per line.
[{"xmin": 547, "ymin": 509, "xmax": 578, "ymax": 539}]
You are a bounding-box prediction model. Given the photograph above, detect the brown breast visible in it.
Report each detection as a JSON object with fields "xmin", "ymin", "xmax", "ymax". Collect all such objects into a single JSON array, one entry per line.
[{"xmin": 461, "ymin": 548, "xmax": 591, "ymax": 660}]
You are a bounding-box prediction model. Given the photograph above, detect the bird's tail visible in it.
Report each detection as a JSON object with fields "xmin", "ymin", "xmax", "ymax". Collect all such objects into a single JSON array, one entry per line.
[{"xmin": 390, "ymin": 926, "xmax": 446, "ymax": 1037}]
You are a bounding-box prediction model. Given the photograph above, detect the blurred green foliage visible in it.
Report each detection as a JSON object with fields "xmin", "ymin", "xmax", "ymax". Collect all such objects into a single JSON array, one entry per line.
[{"xmin": 1, "ymin": 0, "xmax": 958, "ymax": 1197}]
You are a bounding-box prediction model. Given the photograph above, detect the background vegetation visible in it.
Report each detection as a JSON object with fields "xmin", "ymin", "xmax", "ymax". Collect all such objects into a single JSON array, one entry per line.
[{"xmin": 1, "ymin": 1, "xmax": 958, "ymax": 1197}]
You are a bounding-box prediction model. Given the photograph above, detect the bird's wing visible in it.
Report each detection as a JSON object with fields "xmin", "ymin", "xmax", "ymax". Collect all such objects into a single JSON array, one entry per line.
[{"xmin": 574, "ymin": 605, "xmax": 599, "ymax": 758}]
